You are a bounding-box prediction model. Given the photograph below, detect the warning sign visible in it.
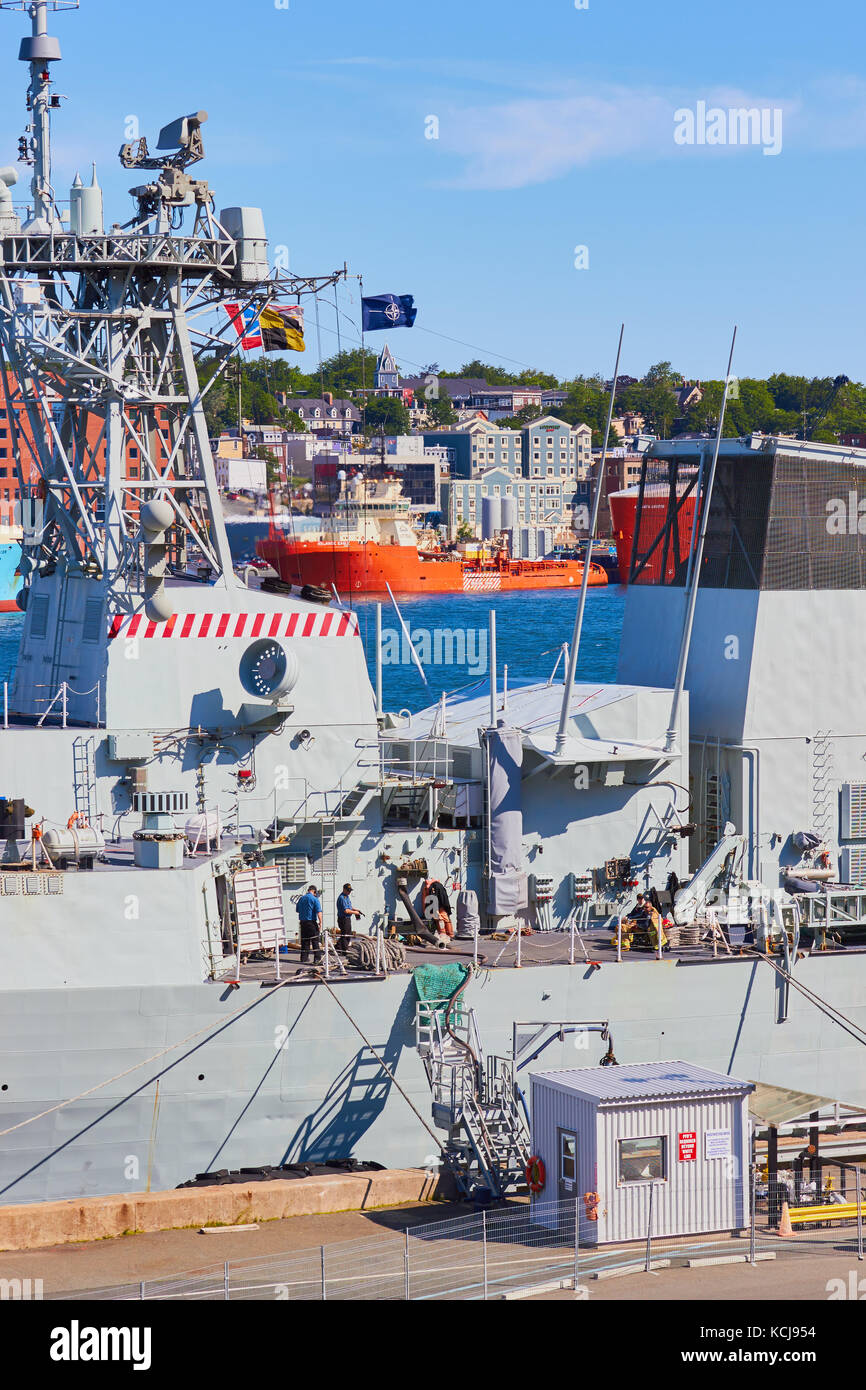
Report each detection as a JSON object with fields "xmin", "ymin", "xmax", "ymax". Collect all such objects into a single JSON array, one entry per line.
[{"xmin": 678, "ymin": 1131, "xmax": 697, "ymax": 1162}]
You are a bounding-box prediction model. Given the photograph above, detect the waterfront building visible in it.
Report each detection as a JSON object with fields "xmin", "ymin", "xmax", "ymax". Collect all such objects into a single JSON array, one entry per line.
[
  {"xmin": 444, "ymin": 465, "xmax": 584, "ymax": 552},
  {"xmin": 278, "ymin": 394, "xmax": 362, "ymax": 437},
  {"xmin": 425, "ymin": 415, "xmax": 592, "ymax": 482}
]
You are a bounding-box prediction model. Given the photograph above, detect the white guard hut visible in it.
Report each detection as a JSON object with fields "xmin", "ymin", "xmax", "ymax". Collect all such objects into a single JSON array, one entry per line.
[{"xmin": 529, "ymin": 1060, "xmax": 754, "ymax": 1244}]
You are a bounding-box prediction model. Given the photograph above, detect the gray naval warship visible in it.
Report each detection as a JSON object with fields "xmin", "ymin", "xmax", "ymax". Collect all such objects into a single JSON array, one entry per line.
[{"xmin": 1, "ymin": 1, "xmax": 866, "ymax": 1207}]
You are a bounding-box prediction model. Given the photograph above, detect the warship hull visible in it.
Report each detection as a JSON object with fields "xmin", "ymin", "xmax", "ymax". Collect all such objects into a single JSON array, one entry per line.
[{"xmin": 2, "ymin": 951, "xmax": 864, "ymax": 1205}]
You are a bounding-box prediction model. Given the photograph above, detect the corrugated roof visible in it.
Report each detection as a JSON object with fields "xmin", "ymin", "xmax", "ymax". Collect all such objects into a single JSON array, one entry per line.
[
  {"xmin": 531, "ymin": 1060, "xmax": 754, "ymax": 1104},
  {"xmin": 748, "ymin": 1083, "xmax": 858, "ymax": 1128}
]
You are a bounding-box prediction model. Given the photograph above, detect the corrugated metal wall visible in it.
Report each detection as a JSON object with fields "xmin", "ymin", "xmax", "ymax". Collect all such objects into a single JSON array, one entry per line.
[
  {"xmin": 597, "ymin": 1094, "xmax": 748, "ymax": 1243},
  {"xmin": 529, "ymin": 1077, "xmax": 598, "ymax": 1234},
  {"xmin": 531, "ymin": 1080, "xmax": 749, "ymax": 1244}
]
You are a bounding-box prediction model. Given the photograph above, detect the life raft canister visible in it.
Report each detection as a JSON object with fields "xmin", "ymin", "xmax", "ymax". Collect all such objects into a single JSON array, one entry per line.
[
  {"xmin": 525, "ymin": 1155, "xmax": 546, "ymax": 1194},
  {"xmin": 583, "ymin": 1190, "xmax": 600, "ymax": 1221}
]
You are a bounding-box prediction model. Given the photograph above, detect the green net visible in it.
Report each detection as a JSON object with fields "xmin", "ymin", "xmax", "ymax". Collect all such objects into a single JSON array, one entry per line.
[{"xmin": 412, "ymin": 963, "xmax": 471, "ymax": 1025}]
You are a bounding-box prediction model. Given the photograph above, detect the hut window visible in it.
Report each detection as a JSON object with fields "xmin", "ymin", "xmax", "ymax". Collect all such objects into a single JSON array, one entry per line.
[
  {"xmin": 560, "ymin": 1132, "xmax": 576, "ymax": 1183},
  {"xmin": 618, "ymin": 1136, "xmax": 666, "ymax": 1184}
]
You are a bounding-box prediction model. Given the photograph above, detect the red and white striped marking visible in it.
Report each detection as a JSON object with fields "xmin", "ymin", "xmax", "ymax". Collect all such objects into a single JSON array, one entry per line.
[
  {"xmin": 463, "ymin": 574, "xmax": 501, "ymax": 592},
  {"xmin": 108, "ymin": 609, "xmax": 359, "ymax": 641}
]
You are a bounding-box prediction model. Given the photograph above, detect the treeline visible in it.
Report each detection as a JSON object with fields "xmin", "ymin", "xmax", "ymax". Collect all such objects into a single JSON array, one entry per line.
[{"xmin": 198, "ymin": 350, "xmax": 866, "ymax": 447}]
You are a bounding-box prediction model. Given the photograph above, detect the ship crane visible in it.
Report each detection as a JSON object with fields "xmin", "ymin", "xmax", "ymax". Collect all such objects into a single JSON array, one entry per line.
[{"xmin": 672, "ymin": 822, "xmax": 746, "ymax": 925}]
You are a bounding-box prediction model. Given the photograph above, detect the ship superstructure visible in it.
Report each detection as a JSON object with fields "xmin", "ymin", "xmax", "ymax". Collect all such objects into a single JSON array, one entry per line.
[{"xmin": 1, "ymin": 4, "xmax": 866, "ymax": 1210}]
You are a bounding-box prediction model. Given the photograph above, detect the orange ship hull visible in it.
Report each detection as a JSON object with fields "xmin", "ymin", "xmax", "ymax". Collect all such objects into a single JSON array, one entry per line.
[{"xmin": 256, "ymin": 537, "xmax": 608, "ymax": 595}]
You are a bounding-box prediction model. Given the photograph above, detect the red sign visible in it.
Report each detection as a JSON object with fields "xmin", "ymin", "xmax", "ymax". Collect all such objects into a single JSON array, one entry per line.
[{"xmin": 678, "ymin": 1131, "xmax": 697, "ymax": 1162}]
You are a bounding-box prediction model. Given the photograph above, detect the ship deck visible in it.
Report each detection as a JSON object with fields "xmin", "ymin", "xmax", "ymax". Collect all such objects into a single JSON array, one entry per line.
[{"xmin": 235, "ymin": 927, "xmax": 866, "ymax": 984}]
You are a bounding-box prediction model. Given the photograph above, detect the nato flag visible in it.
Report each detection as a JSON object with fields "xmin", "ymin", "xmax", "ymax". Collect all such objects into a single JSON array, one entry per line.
[{"xmin": 361, "ymin": 293, "xmax": 417, "ymax": 331}]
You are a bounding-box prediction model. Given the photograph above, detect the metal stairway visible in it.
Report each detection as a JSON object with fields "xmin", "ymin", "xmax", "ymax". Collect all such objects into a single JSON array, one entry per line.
[
  {"xmin": 383, "ymin": 781, "xmax": 433, "ymax": 827},
  {"xmin": 332, "ymin": 784, "xmax": 376, "ymax": 819},
  {"xmin": 415, "ymin": 998, "xmax": 530, "ymax": 1199}
]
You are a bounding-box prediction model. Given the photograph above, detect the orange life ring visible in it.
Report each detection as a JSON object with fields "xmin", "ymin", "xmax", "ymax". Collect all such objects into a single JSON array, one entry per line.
[
  {"xmin": 525, "ymin": 1155, "xmax": 546, "ymax": 1194},
  {"xmin": 583, "ymin": 1190, "xmax": 600, "ymax": 1221}
]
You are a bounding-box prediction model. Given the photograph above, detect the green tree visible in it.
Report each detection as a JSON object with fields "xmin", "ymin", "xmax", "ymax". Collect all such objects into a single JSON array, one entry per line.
[
  {"xmin": 549, "ymin": 376, "xmax": 609, "ymax": 445},
  {"xmin": 308, "ymin": 347, "xmax": 378, "ymax": 397},
  {"xmin": 363, "ymin": 396, "xmax": 411, "ymax": 436},
  {"xmin": 441, "ymin": 359, "xmax": 518, "ymax": 386},
  {"xmin": 641, "ymin": 361, "xmax": 682, "ymax": 391},
  {"xmin": 493, "ymin": 404, "xmax": 538, "ymax": 429},
  {"xmin": 425, "ymin": 389, "xmax": 457, "ymax": 427}
]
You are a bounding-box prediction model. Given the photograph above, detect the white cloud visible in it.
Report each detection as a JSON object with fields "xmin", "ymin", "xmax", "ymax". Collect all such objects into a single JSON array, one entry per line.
[{"xmin": 432, "ymin": 79, "xmax": 866, "ymax": 189}]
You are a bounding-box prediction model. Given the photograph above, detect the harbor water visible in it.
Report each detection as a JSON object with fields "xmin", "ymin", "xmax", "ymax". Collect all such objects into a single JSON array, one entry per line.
[{"xmin": 0, "ymin": 587, "xmax": 625, "ymax": 712}]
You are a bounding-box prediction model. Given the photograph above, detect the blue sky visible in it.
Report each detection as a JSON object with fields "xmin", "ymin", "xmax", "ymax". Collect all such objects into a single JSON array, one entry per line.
[{"xmin": 1, "ymin": 0, "xmax": 864, "ymax": 382}]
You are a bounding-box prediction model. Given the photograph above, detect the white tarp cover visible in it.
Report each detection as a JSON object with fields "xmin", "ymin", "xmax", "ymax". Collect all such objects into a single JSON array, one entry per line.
[{"xmin": 485, "ymin": 725, "xmax": 528, "ymax": 915}]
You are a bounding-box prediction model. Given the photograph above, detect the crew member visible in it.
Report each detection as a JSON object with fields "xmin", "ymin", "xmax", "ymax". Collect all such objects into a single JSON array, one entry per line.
[
  {"xmin": 336, "ymin": 882, "xmax": 362, "ymax": 954},
  {"xmin": 647, "ymin": 898, "xmax": 669, "ymax": 952},
  {"xmin": 296, "ymin": 884, "xmax": 323, "ymax": 964}
]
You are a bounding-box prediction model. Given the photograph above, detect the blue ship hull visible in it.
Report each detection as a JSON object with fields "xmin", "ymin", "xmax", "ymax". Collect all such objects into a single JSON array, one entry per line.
[{"xmin": 0, "ymin": 540, "xmax": 21, "ymax": 612}]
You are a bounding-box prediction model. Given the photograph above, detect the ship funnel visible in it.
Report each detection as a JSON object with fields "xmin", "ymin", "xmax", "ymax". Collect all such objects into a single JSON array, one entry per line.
[
  {"xmin": 0, "ymin": 167, "xmax": 20, "ymax": 235},
  {"xmin": 140, "ymin": 499, "xmax": 174, "ymax": 623}
]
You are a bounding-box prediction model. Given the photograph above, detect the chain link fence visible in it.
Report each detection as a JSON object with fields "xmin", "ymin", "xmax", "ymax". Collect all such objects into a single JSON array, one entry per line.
[{"xmin": 49, "ymin": 1166, "xmax": 864, "ymax": 1302}]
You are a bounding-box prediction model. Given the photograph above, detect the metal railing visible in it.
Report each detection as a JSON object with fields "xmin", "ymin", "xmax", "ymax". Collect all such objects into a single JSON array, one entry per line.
[{"xmin": 50, "ymin": 1168, "xmax": 865, "ymax": 1302}]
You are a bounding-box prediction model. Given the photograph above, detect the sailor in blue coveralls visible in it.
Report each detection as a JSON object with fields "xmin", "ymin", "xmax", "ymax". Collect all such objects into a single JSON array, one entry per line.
[
  {"xmin": 336, "ymin": 883, "xmax": 362, "ymax": 954},
  {"xmin": 296, "ymin": 885, "xmax": 323, "ymax": 964}
]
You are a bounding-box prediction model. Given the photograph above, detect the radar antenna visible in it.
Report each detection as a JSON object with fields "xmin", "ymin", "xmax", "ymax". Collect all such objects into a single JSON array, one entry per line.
[
  {"xmin": 120, "ymin": 112, "xmax": 213, "ymax": 225},
  {"xmin": 0, "ymin": 0, "xmax": 79, "ymax": 228}
]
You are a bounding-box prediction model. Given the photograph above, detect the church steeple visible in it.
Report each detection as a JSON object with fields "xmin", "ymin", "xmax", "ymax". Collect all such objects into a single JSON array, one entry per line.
[{"xmin": 375, "ymin": 342, "xmax": 399, "ymax": 391}]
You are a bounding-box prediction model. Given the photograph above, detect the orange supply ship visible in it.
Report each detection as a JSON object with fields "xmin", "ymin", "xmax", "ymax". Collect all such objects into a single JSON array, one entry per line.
[{"xmin": 256, "ymin": 476, "xmax": 608, "ymax": 596}]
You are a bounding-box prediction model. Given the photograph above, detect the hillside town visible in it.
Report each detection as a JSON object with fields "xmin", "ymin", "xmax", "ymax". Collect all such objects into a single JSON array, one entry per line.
[
  {"xmin": 209, "ymin": 346, "xmax": 700, "ymax": 556},
  {"xmin": 208, "ymin": 347, "xmax": 863, "ymax": 563}
]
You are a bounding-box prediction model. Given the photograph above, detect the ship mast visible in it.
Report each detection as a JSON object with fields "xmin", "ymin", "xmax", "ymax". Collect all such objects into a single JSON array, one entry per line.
[{"xmin": 0, "ymin": 0, "xmax": 346, "ymax": 724}]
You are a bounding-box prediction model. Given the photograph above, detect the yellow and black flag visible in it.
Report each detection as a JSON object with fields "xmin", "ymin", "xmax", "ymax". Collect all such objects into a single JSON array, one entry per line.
[{"xmin": 260, "ymin": 304, "xmax": 305, "ymax": 353}]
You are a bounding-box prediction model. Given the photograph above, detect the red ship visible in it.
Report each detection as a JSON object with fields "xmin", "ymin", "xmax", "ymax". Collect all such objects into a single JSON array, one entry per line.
[
  {"xmin": 609, "ymin": 483, "xmax": 698, "ymax": 584},
  {"xmin": 257, "ymin": 477, "xmax": 608, "ymax": 596}
]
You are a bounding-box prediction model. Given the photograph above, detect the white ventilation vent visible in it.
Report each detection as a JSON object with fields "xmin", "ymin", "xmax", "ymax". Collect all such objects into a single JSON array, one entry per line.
[
  {"xmin": 278, "ymin": 856, "xmax": 308, "ymax": 886},
  {"xmin": 840, "ymin": 784, "xmax": 866, "ymax": 840},
  {"xmin": 841, "ymin": 847, "xmax": 866, "ymax": 885},
  {"xmin": 29, "ymin": 594, "xmax": 49, "ymax": 640},
  {"xmin": 132, "ymin": 791, "xmax": 189, "ymax": 814},
  {"xmin": 82, "ymin": 598, "xmax": 103, "ymax": 643}
]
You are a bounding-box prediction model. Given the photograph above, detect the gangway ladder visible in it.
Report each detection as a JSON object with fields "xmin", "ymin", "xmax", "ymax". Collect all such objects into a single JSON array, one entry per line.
[
  {"xmin": 811, "ymin": 731, "xmax": 835, "ymax": 846},
  {"xmin": 317, "ymin": 819, "xmax": 339, "ymax": 951},
  {"xmin": 72, "ymin": 735, "xmax": 96, "ymax": 825},
  {"xmin": 415, "ymin": 998, "xmax": 530, "ymax": 1199}
]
